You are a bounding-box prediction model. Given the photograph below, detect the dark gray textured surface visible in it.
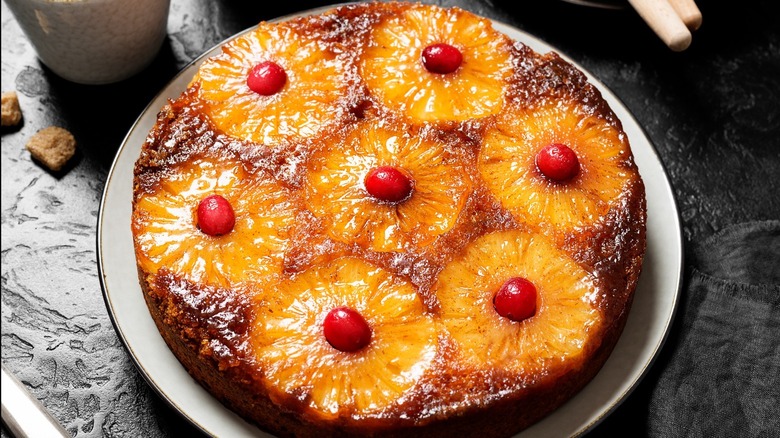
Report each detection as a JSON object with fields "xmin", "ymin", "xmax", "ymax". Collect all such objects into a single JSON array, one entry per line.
[
  {"xmin": 2, "ymin": 0, "xmax": 778, "ymax": 437},
  {"xmin": 644, "ymin": 221, "xmax": 779, "ymax": 437}
]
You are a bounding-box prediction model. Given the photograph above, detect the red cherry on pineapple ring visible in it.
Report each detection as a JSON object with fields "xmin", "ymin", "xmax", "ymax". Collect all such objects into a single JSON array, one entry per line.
[
  {"xmin": 493, "ymin": 277, "xmax": 537, "ymax": 322},
  {"xmin": 197, "ymin": 194, "xmax": 235, "ymax": 236},
  {"xmin": 247, "ymin": 61, "xmax": 287, "ymax": 96},
  {"xmin": 364, "ymin": 166, "xmax": 414, "ymax": 203},
  {"xmin": 421, "ymin": 43, "xmax": 463, "ymax": 74},
  {"xmin": 535, "ymin": 143, "xmax": 580, "ymax": 182},
  {"xmin": 323, "ymin": 307, "xmax": 372, "ymax": 352}
]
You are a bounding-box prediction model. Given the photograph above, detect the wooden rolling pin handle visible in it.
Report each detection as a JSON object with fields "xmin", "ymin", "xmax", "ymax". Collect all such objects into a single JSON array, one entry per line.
[
  {"xmin": 628, "ymin": 0, "xmax": 692, "ymax": 51},
  {"xmin": 668, "ymin": 0, "xmax": 703, "ymax": 30}
]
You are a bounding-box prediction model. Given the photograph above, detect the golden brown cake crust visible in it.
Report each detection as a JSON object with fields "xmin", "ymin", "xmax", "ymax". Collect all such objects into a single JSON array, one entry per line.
[{"xmin": 132, "ymin": 3, "xmax": 646, "ymax": 437}]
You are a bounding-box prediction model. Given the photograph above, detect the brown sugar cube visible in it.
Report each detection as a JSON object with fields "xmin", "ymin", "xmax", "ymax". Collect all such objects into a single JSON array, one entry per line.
[
  {"xmin": 26, "ymin": 126, "xmax": 76, "ymax": 171},
  {"xmin": 1, "ymin": 91, "xmax": 22, "ymax": 127}
]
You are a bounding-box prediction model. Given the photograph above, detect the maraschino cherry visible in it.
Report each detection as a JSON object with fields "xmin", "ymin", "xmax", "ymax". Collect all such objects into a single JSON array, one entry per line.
[
  {"xmin": 247, "ymin": 61, "xmax": 287, "ymax": 96},
  {"xmin": 493, "ymin": 277, "xmax": 537, "ymax": 322},
  {"xmin": 536, "ymin": 143, "xmax": 580, "ymax": 182},
  {"xmin": 421, "ymin": 43, "xmax": 463, "ymax": 74},
  {"xmin": 364, "ymin": 166, "xmax": 414, "ymax": 203},
  {"xmin": 323, "ymin": 307, "xmax": 372, "ymax": 352},
  {"xmin": 197, "ymin": 194, "xmax": 236, "ymax": 236}
]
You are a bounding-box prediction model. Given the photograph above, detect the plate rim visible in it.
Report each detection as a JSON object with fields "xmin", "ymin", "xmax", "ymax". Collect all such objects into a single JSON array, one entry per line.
[{"xmin": 97, "ymin": 4, "xmax": 684, "ymax": 437}]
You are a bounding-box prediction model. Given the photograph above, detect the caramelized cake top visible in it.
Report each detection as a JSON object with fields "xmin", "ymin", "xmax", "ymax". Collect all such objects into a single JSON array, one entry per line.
[{"xmin": 132, "ymin": 3, "xmax": 645, "ymax": 435}]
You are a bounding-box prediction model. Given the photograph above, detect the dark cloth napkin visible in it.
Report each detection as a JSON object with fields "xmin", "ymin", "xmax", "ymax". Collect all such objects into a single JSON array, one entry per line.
[{"xmin": 589, "ymin": 220, "xmax": 780, "ymax": 437}]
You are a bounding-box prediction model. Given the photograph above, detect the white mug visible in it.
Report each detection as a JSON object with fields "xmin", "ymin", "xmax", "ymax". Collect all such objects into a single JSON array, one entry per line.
[{"xmin": 5, "ymin": 0, "xmax": 171, "ymax": 85}]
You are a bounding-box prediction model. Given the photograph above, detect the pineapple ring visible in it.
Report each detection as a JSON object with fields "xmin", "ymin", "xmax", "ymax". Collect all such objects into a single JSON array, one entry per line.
[
  {"xmin": 435, "ymin": 230, "xmax": 601, "ymax": 373},
  {"xmin": 478, "ymin": 101, "xmax": 633, "ymax": 231},
  {"xmin": 251, "ymin": 257, "xmax": 437, "ymax": 416},
  {"xmin": 132, "ymin": 157, "xmax": 296, "ymax": 288},
  {"xmin": 360, "ymin": 4, "xmax": 512, "ymax": 122},
  {"xmin": 194, "ymin": 22, "xmax": 348, "ymax": 146},
  {"xmin": 305, "ymin": 120, "xmax": 472, "ymax": 252}
]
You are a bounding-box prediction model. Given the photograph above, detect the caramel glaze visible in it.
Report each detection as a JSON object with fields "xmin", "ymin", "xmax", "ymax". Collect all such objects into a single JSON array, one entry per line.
[{"xmin": 133, "ymin": 3, "xmax": 646, "ymax": 437}]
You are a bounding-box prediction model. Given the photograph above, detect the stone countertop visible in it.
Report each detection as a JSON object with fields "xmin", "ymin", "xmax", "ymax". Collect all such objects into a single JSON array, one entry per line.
[{"xmin": 1, "ymin": 1, "xmax": 778, "ymax": 437}]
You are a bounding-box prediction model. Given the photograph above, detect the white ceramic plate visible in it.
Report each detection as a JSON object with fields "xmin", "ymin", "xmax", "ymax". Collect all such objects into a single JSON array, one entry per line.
[{"xmin": 98, "ymin": 6, "xmax": 683, "ymax": 437}]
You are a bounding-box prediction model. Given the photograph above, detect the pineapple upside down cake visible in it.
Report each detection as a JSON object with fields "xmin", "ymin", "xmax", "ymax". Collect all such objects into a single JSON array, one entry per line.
[{"xmin": 131, "ymin": 2, "xmax": 646, "ymax": 437}]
